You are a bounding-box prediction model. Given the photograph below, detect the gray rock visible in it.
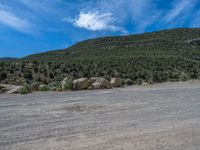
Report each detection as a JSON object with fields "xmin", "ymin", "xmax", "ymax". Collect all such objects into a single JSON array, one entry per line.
[
  {"xmin": 110, "ymin": 78, "xmax": 123, "ymax": 87},
  {"xmin": 0, "ymin": 84, "xmax": 22, "ymax": 94},
  {"xmin": 73, "ymin": 78, "xmax": 89, "ymax": 90},
  {"xmin": 48, "ymin": 82, "xmax": 60, "ymax": 91},
  {"xmin": 188, "ymin": 38, "xmax": 200, "ymax": 46},
  {"xmin": 31, "ymin": 82, "xmax": 41, "ymax": 91},
  {"xmin": 124, "ymin": 79, "xmax": 133, "ymax": 86}
]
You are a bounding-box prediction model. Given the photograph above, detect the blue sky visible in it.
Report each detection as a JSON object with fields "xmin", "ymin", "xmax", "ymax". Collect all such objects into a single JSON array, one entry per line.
[{"xmin": 0, "ymin": 0, "xmax": 200, "ymax": 58}]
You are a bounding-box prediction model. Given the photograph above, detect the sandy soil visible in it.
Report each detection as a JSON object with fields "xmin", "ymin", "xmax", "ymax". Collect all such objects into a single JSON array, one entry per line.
[{"xmin": 0, "ymin": 81, "xmax": 200, "ymax": 150}]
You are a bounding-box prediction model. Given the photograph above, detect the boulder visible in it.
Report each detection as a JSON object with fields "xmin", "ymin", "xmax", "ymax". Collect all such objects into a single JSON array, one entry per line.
[
  {"xmin": 124, "ymin": 78, "xmax": 133, "ymax": 85},
  {"xmin": 188, "ymin": 38, "xmax": 200, "ymax": 46},
  {"xmin": 0, "ymin": 85, "xmax": 8, "ymax": 93},
  {"xmin": 31, "ymin": 82, "xmax": 40, "ymax": 91},
  {"xmin": 73, "ymin": 78, "xmax": 89, "ymax": 90},
  {"xmin": 90, "ymin": 77, "xmax": 110, "ymax": 89},
  {"xmin": 39, "ymin": 84, "xmax": 49, "ymax": 91},
  {"xmin": 90, "ymin": 77, "xmax": 101, "ymax": 84},
  {"xmin": 18, "ymin": 85, "xmax": 31, "ymax": 94},
  {"xmin": 0, "ymin": 84, "xmax": 22, "ymax": 94},
  {"xmin": 110, "ymin": 78, "xmax": 123, "ymax": 87},
  {"xmin": 61, "ymin": 77, "xmax": 73, "ymax": 90}
]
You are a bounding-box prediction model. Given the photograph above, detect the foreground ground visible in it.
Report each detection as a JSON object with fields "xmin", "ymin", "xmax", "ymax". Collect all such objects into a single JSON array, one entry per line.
[{"xmin": 0, "ymin": 81, "xmax": 200, "ymax": 150}]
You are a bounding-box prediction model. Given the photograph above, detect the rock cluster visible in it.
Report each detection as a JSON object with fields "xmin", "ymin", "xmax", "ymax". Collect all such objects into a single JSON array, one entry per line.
[{"xmin": 0, "ymin": 77, "xmax": 134, "ymax": 94}]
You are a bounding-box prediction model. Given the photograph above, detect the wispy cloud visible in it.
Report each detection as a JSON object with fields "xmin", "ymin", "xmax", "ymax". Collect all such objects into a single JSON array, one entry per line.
[
  {"xmin": 164, "ymin": 0, "xmax": 191, "ymax": 22},
  {"xmin": 0, "ymin": 9, "xmax": 33, "ymax": 33},
  {"xmin": 64, "ymin": 11, "xmax": 127, "ymax": 33}
]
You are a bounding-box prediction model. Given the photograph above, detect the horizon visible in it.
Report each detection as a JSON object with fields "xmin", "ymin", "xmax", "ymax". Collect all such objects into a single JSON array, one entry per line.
[{"xmin": 0, "ymin": 0, "xmax": 200, "ymax": 58}]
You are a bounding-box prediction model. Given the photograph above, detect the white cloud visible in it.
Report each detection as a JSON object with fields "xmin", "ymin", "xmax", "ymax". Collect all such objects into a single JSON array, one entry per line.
[
  {"xmin": 65, "ymin": 11, "xmax": 127, "ymax": 33},
  {"xmin": 0, "ymin": 10, "xmax": 33, "ymax": 33}
]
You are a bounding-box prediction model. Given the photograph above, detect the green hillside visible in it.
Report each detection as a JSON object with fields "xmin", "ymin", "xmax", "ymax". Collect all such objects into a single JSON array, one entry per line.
[{"xmin": 1, "ymin": 28, "xmax": 200, "ymax": 85}]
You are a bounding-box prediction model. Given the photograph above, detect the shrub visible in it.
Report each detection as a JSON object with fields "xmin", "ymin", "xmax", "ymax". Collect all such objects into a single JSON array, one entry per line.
[
  {"xmin": 18, "ymin": 85, "xmax": 31, "ymax": 94},
  {"xmin": 39, "ymin": 84, "xmax": 50, "ymax": 91}
]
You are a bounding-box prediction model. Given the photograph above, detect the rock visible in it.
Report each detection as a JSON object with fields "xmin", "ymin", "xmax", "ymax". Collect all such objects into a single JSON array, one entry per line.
[
  {"xmin": 73, "ymin": 78, "xmax": 89, "ymax": 90},
  {"xmin": 110, "ymin": 78, "xmax": 123, "ymax": 87},
  {"xmin": 0, "ymin": 85, "xmax": 8, "ymax": 93},
  {"xmin": 90, "ymin": 77, "xmax": 101, "ymax": 84},
  {"xmin": 124, "ymin": 78, "xmax": 133, "ymax": 85},
  {"xmin": 48, "ymin": 82, "xmax": 60, "ymax": 91},
  {"xmin": 61, "ymin": 77, "xmax": 73, "ymax": 90},
  {"xmin": 39, "ymin": 84, "xmax": 49, "ymax": 91},
  {"xmin": 18, "ymin": 85, "xmax": 31, "ymax": 94},
  {"xmin": 90, "ymin": 77, "xmax": 110, "ymax": 89},
  {"xmin": 142, "ymin": 82, "xmax": 148, "ymax": 86},
  {"xmin": 188, "ymin": 38, "xmax": 200, "ymax": 46},
  {"xmin": 0, "ymin": 84, "xmax": 22, "ymax": 94},
  {"xmin": 31, "ymin": 82, "xmax": 40, "ymax": 91}
]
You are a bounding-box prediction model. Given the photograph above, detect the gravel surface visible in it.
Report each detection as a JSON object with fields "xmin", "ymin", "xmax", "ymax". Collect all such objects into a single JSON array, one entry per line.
[{"xmin": 0, "ymin": 81, "xmax": 200, "ymax": 150}]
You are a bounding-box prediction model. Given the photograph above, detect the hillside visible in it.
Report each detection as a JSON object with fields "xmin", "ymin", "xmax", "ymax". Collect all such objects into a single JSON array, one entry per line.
[
  {"xmin": 1, "ymin": 28, "xmax": 200, "ymax": 85},
  {"xmin": 0, "ymin": 57, "xmax": 17, "ymax": 62}
]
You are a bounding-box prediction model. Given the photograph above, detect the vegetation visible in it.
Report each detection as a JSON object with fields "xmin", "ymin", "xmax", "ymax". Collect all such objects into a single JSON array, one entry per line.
[
  {"xmin": 1, "ymin": 28, "xmax": 200, "ymax": 85},
  {"xmin": 18, "ymin": 85, "xmax": 31, "ymax": 94}
]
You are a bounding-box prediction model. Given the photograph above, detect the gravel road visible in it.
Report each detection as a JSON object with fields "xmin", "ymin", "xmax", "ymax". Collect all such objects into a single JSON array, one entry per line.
[{"xmin": 0, "ymin": 81, "xmax": 200, "ymax": 150}]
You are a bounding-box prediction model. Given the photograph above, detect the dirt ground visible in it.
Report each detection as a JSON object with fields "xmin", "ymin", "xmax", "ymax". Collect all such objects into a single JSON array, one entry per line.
[{"xmin": 0, "ymin": 81, "xmax": 200, "ymax": 150}]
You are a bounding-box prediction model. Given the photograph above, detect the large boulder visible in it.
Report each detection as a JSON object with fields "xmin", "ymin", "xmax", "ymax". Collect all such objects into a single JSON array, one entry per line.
[
  {"xmin": 0, "ymin": 84, "xmax": 22, "ymax": 94},
  {"xmin": 61, "ymin": 77, "xmax": 73, "ymax": 90},
  {"xmin": 73, "ymin": 78, "xmax": 89, "ymax": 90},
  {"xmin": 110, "ymin": 78, "xmax": 123, "ymax": 87},
  {"xmin": 90, "ymin": 77, "xmax": 110, "ymax": 89},
  {"xmin": 124, "ymin": 78, "xmax": 133, "ymax": 86}
]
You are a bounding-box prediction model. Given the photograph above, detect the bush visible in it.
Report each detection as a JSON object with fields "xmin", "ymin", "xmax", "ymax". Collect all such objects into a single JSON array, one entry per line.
[
  {"xmin": 18, "ymin": 85, "xmax": 31, "ymax": 94},
  {"xmin": 39, "ymin": 84, "xmax": 50, "ymax": 91},
  {"xmin": 0, "ymin": 72, "xmax": 7, "ymax": 80},
  {"xmin": 23, "ymin": 71, "xmax": 33, "ymax": 80},
  {"xmin": 61, "ymin": 77, "xmax": 73, "ymax": 90}
]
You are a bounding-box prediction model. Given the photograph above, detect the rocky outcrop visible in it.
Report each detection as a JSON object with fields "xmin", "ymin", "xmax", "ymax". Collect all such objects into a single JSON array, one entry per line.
[
  {"xmin": 90, "ymin": 77, "xmax": 110, "ymax": 89},
  {"xmin": 110, "ymin": 78, "xmax": 123, "ymax": 87},
  {"xmin": 73, "ymin": 78, "xmax": 89, "ymax": 90},
  {"xmin": 188, "ymin": 38, "xmax": 200, "ymax": 46}
]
